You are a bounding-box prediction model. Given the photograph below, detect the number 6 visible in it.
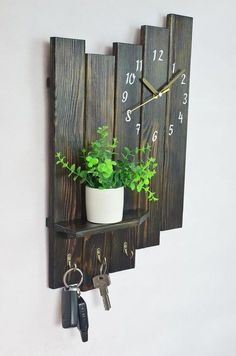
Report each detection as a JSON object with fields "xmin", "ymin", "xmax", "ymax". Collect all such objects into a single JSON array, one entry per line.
[{"xmin": 152, "ymin": 130, "xmax": 158, "ymax": 142}]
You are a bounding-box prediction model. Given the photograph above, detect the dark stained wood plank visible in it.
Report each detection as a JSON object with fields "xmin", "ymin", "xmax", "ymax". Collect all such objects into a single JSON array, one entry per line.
[
  {"xmin": 52, "ymin": 210, "xmax": 149, "ymax": 237},
  {"xmin": 113, "ymin": 42, "xmax": 143, "ymax": 209},
  {"xmin": 82, "ymin": 53, "xmax": 115, "ymax": 290},
  {"xmin": 110, "ymin": 43, "xmax": 143, "ymax": 272},
  {"xmin": 85, "ymin": 54, "xmax": 115, "ymax": 142},
  {"xmin": 48, "ymin": 37, "xmax": 85, "ymax": 288},
  {"xmin": 109, "ymin": 227, "xmax": 136, "ymax": 273},
  {"xmin": 137, "ymin": 26, "xmax": 169, "ymax": 248},
  {"xmin": 161, "ymin": 14, "xmax": 193, "ymax": 230}
]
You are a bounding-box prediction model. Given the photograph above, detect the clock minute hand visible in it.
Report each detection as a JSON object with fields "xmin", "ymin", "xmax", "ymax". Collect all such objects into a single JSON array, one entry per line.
[
  {"xmin": 160, "ymin": 69, "xmax": 185, "ymax": 94},
  {"xmin": 130, "ymin": 69, "xmax": 185, "ymax": 114},
  {"xmin": 130, "ymin": 86, "xmax": 170, "ymax": 114}
]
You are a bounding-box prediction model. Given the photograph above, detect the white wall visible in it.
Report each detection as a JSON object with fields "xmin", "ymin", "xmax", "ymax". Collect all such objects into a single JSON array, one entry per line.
[{"xmin": 1, "ymin": 0, "xmax": 236, "ymax": 355}]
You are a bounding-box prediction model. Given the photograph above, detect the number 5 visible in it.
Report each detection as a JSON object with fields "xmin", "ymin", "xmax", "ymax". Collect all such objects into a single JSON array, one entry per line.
[{"xmin": 169, "ymin": 124, "xmax": 174, "ymax": 136}]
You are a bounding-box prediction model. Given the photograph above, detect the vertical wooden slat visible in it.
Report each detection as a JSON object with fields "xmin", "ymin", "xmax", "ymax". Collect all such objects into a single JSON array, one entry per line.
[
  {"xmin": 109, "ymin": 43, "xmax": 143, "ymax": 272},
  {"xmin": 85, "ymin": 54, "xmax": 115, "ymax": 142},
  {"xmin": 82, "ymin": 54, "xmax": 115, "ymax": 290},
  {"xmin": 49, "ymin": 37, "xmax": 85, "ymax": 288},
  {"xmin": 161, "ymin": 15, "xmax": 193, "ymax": 230},
  {"xmin": 137, "ymin": 26, "xmax": 169, "ymax": 248},
  {"xmin": 113, "ymin": 42, "xmax": 143, "ymax": 209}
]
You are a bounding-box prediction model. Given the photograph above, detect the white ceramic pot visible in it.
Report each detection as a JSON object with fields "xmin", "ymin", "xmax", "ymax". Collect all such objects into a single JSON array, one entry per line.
[{"xmin": 85, "ymin": 186, "xmax": 124, "ymax": 224}]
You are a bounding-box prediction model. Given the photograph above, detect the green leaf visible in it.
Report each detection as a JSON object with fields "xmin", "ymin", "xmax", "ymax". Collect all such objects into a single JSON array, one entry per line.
[{"xmin": 130, "ymin": 182, "xmax": 135, "ymax": 191}]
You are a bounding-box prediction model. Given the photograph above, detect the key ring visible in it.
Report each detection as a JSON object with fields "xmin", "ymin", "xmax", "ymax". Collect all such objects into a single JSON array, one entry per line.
[{"xmin": 63, "ymin": 267, "xmax": 84, "ymax": 289}]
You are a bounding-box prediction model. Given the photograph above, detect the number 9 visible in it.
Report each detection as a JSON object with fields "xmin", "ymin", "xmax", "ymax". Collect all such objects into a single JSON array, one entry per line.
[{"xmin": 122, "ymin": 91, "xmax": 128, "ymax": 103}]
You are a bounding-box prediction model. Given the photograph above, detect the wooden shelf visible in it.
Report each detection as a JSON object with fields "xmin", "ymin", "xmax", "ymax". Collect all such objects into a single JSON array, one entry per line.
[{"xmin": 48, "ymin": 210, "xmax": 149, "ymax": 238}]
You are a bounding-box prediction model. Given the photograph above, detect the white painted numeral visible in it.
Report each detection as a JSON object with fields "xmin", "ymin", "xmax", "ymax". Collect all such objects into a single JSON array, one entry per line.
[
  {"xmin": 181, "ymin": 73, "xmax": 187, "ymax": 85},
  {"xmin": 158, "ymin": 49, "xmax": 164, "ymax": 61},
  {"xmin": 136, "ymin": 59, "xmax": 143, "ymax": 72},
  {"xmin": 125, "ymin": 110, "xmax": 132, "ymax": 122},
  {"xmin": 136, "ymin": 123, "xmax": 141, "ymax": 135},
  {"xmin": 153, "ymin": 49, "xmax": 157, "ymax": 61},
  {"xmin": 126, "ymin": 72, "xmax": 136, "ymax": 85},
  {"xmin": 152, "ymin": 130, "xmax": 158, "ymax": 142},
  {"xmin": 172, "ymin": 62, "xmax": 176, "ymax": 73},
  {"xmin": 178, "ymin": 111, "xmax": 183, "ymax": 124},
  {"xmin": 169, "ymin": 124, "xmax": 174, "ymax": 136},
  {"xmin": 183, "ymin": 93, "xmax": 188, "ymax": 105},
  {"xmin": 153, "ymin": 49, "xmax": 164, "ymax": 62},
  {"xmin": 122, "ymin": 91, "xmax": 128, "ymax": 103}
]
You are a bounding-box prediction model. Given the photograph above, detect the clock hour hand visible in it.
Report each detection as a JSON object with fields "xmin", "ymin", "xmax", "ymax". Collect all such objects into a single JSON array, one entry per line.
[
  {"xmin": 140, "ymin": 78, "xmax": 159, "ymax": 96},
  {"xmin": 130, "ymin": 69, "xmax": 185, "ymax": 113}
]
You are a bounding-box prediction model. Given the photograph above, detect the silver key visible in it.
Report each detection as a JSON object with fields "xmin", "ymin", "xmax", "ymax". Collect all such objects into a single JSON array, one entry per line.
[{"xmin": 93, "ymin": 274, "xmax": 111, "ymax": 310}]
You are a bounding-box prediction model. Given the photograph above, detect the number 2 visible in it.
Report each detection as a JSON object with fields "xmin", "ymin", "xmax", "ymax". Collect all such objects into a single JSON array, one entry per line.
[{"xmin": 181, "ymin": 73, "xmax": 187, "ymax": 85}]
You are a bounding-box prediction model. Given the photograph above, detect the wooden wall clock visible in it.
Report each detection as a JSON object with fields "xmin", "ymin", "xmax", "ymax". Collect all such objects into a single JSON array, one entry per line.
[{"xmin": 47, "ymin": 13, "xmax": 193, "ymax": 291}]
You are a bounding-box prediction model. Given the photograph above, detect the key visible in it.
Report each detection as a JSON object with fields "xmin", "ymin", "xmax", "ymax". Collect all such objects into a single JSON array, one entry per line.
[
  {"xmin": 93, "ymin": 274, "xmax": 111, "ymax": 310},
  {"xmin": 61, "ymin": 285, "xmax": 78, "ymax": 328},
  {"xmin": 77, "ymin": 296, "xmax": 89, "ymax": 342}
]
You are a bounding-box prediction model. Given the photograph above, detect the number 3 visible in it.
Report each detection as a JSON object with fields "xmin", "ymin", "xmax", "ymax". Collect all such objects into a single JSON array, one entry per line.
[{"xmin": 183, "ymin": 93, "xmax": 188, "ymax": 105}]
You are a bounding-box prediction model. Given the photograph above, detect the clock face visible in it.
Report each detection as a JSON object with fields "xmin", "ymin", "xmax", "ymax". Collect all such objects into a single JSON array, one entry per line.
[{"xmin": 48, "ymin": 14, "xmax": 193, "ymax": 290}]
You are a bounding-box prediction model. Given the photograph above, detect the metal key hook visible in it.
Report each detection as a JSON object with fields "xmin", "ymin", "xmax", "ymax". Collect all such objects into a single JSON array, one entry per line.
[
  {"xmin": 123, "ymin": 241, "xmax": 134, "ymax": 259},
  {"xmin": 96, "ymin": 248, "xmax": 108, "ymax": 275},
  {"xmin": 100, "ymin": 257, "xmax": 108, "ymax": 275},
  {"xmin": 67, "ymin": 253, "xmax": 77, "ymax": 270}
]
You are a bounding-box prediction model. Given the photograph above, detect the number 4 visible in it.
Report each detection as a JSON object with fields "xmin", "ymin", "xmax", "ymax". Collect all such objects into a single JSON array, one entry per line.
[{"xmin": 178, "ymin": 112, "xmax": 183, "ymax": 124}]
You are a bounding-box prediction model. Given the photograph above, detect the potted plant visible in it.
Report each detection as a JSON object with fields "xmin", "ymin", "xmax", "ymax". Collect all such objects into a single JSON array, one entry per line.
[{"xmin": 56, "ymin": 126, "xmax": 158, "ymax": 224}]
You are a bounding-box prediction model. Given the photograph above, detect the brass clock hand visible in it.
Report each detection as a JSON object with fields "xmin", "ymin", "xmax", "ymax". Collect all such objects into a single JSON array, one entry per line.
[
  {"xmin": 140, "ymin": 78, "xmax": 159, "ymax": 96},
  {"xmin": 159, "ymin": 69, "xmax": 185, "ymax": 93},
  {"xmin": 130, "ymin": 69, "xmax": 185, "ymax": 113}
]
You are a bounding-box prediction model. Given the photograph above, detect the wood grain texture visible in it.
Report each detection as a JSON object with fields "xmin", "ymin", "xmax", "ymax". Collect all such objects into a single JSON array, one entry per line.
[
  {"xmin": 161, "ymin": 14, "xmax": 193, "ymax": 230},
  {"xmin": 109, "ymin": 227, "xmax": 136, "ymax": 273},
  {"xmin": 48, "ymin": 37, "xmax": 85, "ymax": 288},
  {"xmin": 53, "ymin": 210, "xmax": 149, "ymax": 237},
  {"xmin": 113, "ymin": 42, "xmax": 143, "ymax": 209},
  {"xmin": 137, "ymin": 26, "xmax": 169, "ymax": 248},
  {"xmin": 82, "ymin": 53, "xmax": 115, "ymax": 290},
  {"xmin": 110, "ymin": 43, "xmax": 143, "ymax": 272}
]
